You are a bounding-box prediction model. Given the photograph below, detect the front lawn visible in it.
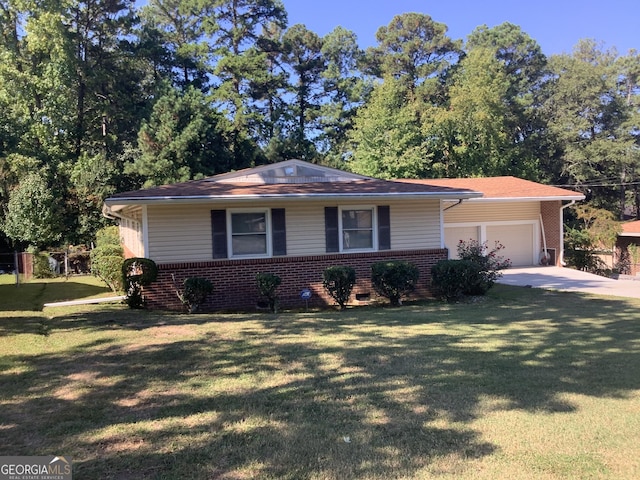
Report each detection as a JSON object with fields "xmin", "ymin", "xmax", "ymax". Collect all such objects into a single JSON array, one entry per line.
[{"xmin": 1, "ymin": 280, "xmax": 639, "ymax": 479}]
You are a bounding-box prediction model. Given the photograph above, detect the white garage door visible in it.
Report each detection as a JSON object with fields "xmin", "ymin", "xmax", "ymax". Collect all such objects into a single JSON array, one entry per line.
[
  {"xmin": 487, "ymin": 224, "xmax": 534, "ymax": 266},
  {"xmin": 444, "ymin": 226, "xmax": 479, "ymax": 259}
]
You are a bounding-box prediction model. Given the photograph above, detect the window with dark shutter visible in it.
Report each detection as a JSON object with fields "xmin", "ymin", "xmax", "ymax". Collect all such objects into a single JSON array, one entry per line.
[
  {"xmin": 211, "ymin": 210, "xmax": 228, "ymax": 258},
  {"xmin": 378, "ymin": 205, "xmax": 391, "ymax": 250},
  {"xmin": 271, "ymin": 208, "xmax": 286, "ymax": 256},
  {"xmin": 325, "ymin": 206, "xmax": 339, "ymax": 253}
]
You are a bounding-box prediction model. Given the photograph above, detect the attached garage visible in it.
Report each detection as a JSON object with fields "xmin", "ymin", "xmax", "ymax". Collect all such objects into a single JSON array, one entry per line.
[
  {"xmin": 403, "ymin": 176, "xmax": 585, "ymax": 267},
  {"xmin": 445, "ymin": 221, "xmax": 538, "ymax": 267}
]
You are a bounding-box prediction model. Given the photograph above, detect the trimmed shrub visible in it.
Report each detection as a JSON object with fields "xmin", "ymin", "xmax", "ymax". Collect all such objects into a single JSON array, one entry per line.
[
  {"xmin": 122, "ymin": 257, "xmax": 158, "ymax": 309},
  {"xmin": 431, "ymin": 259, "xmax": 483, "ymax": 302},
  {"xmin": 256, "ymin": 272, "xmax": 281, "ymax": 313},
  {"xmin": 371, "ymin": 260, "xmax": 419, "ymax": 306},
  {"xmin": 323, "ymin": 266, "xmax": 356, "ymax": 310},
  {"xmin": 177, "ymin": 277, "xmax": 213, "ymax": 313},
  {"xmin": 91, "ymin": 226, "xmax": 124, "ymax": 292}
]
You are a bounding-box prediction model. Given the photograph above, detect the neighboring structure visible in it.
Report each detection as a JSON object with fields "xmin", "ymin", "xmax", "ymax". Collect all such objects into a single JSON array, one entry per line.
[
  {"xmin": 617, "ymin": 220, "xmax": 640, "ymax": 276},
  {"xmin": 103, "ymin": 160, "xmax": 584, "ymax": 311}
]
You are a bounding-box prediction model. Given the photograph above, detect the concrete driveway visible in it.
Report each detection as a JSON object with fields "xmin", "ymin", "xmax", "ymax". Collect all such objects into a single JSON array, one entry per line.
[{"xmin": 498, "ymin": 266, "xmax": 640, "ymax": 299}]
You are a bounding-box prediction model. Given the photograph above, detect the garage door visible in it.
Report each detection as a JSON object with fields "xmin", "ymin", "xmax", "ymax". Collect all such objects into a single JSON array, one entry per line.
[
  {"xmin": 486, "ymin": 224, "xmax": 534, "ymax": 266},
  {"xmin": 444, "ymin": 226, "xmax": 479, "ymax": 259}
]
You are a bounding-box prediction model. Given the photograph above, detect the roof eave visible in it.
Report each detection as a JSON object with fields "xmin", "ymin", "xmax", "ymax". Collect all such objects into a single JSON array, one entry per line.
[
  {"xmin": 105, "ymin": 191, "xmax": 482, "ymax": 209},
  {"xmin": 456, "ymin": 195, "xmax": 585, "ymax": 202}
]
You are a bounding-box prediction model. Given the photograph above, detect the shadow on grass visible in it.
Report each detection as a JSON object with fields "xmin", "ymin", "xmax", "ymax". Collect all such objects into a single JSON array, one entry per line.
[
  {"xmin": 1, "ymin": 285, "xmax": 639, "ymax": 478},
  {"xmin": 0, "ymin": 280, "xmax": 111, "ymax": 312}
]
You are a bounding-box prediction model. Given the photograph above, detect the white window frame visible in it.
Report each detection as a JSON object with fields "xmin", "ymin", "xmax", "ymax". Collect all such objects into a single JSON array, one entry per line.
[
  {"xmin": 339, "ymin": 205, "xmax": 377, "ymax": 252},
  {"xmin": 227, "ymin": 208, "xmax": 272, "ymax": 258}
]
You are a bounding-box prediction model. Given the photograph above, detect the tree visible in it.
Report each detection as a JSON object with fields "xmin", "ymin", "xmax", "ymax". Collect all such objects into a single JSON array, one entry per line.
[
  {"xmin": 319, "ymin": 26, "xmax": 370, "ymax": 165},
  {"xmin": 280, "ymin": 23, "xmax": 324, "ymax": 160},
  {"xmin": 367, "ymin": 13, "xmax": 462, "ymax": 101},
  {"xmin": 348, "ymin": 77, "xmax": 429, "ymax": 179},
  {"xmin": 544, "ymin": 40, "xmax": 636, "ymax": 214},
  {"xmin": 210, "ymin": 0, "xmax": 287, "ymax": 168},
  {"xmin": 125, "ymin": 87, "xmax": 233, "ymax": 187},
  {"xmin": 429, "ymin": 48, "xmax": 530, "ymax": 177},
  {"xmin": 2, "ymin": 172, "xmax": 64, "ymax": 249}
]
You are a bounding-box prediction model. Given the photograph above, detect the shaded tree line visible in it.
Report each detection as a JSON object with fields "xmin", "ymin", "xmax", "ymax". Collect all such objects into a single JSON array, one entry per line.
[{"xmin": 0, "ymin": 2, "xmax": 638, "ymax": 250}]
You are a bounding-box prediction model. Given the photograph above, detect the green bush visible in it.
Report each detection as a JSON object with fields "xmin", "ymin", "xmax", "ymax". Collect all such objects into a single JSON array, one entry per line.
[
  {"xmin": 256, "ymin": 272, "xmax": 281, "ymax": 313},
  {"xmin": 456, "ymin": 239, "xmax": 511, "ymax": 294},
  {"xmin": 323, "ymin": 266, "xmax": 356, "ymax": 310},
  {"xmin": 431, "ymin": 259, "xmax": 483, "ymax": 302},
  {"xmin": 32, "ymin": 252, "xmax": 56, "ymax": 279},
  {"xmin": 90, "ymin": 226, "xmax": 124, "ymax": 292},
  {"xmin": 177, "ymin": 277, "xmax": 213, "ymax": 313},
  {"xmin": 371, "ymin": 260, "xmax": 419, "ymax": 306},
  {"xmin": 121, "ymin": 257, "xmax": 158, "ymax": 309}
]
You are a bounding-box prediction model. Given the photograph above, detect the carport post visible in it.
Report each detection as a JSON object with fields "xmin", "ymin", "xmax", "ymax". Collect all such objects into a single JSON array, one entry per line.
[{"xmin": 559, "ymin": 200, "xmax": 576, "ymax": 266}]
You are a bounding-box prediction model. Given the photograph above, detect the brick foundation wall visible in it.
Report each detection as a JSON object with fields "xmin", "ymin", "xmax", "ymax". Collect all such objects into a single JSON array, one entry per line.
[
  {"xmin": 143, "ymin": 249, "xmax": 448, "ymax": 312},
  {"xmin": 540, "ymin": 201, "xmax": 562, "ymax": 266}
]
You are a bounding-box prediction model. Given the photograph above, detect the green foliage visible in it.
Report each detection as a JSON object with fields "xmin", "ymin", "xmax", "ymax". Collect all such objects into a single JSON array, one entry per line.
[
  {"xmin": 126, "ymin": 87, "xmax": 234, "ymax": 187},
  {"xmin": 177, "ymin": 277, "xmax": 213, "ymax": 313},
  {"xmin": 456, "ymin": 239, "xmax": 511, "ymax": 294},
  {"xmin": 2, "ymin": 172, "xmax": 64, "ymax": 249},
  {"xmin": 255, "ymin": 272, "xmax": 281, "ymax": 313},
  {"xmin": 565, "ymin": 227, "xmax": 609, "ymax": 275},
  {"xmin": 32, "ymin": 252, "xmax": 56, "ymax": 279},
  {"xmin": 121, "ymin": 258, "xmax": 158, "ymax": 309},
  {"xmin": 322, "ymin": 266, "xmax": 356, "ymax": 310},
  {"xmin": 371, "ymin": 260, "xmax": 420, "ymax": 306},
  {"xmin": 90, "ymin": 226, "xmax": 124, "ymax": 292},
  {"xmin": 431, "ymin": 259, "xmax": 483, "ymax": 302}
]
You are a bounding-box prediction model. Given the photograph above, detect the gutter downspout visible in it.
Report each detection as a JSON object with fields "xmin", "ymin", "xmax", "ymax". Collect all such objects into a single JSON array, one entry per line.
[
  {"xmin": 539, "ymin": 213, "xmax": 548, "ymax": 264},
  {"xmin": 559, "ymin": 200, "xmax": 577, "ymax": 266}
]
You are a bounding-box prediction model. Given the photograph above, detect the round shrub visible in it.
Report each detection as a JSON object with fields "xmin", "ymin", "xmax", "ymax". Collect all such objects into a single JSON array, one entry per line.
[
  {"xmin": 121, "ymin": 257, "xmax": 158, "ymax": 309},
  {"xmin": 371, "ymin": 260, "xmax": 419, "ymax": 306},
  {"xmin": 323, "ymin": 265, "xmax": 356, "ymax": 310},
  {"xmin": 178, "ymin": 277, "xmax": 213, "ymax": 313},
  {"xmin": 255, "ymin": 272, "xmax": 281, "ymax": 313},
  {"xmin": 431, "ymin": 259, "xmax": 483, "ymax": 302}
]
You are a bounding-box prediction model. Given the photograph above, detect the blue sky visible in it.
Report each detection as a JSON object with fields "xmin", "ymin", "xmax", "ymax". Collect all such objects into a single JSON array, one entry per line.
[{"xmin": 281, "ymin": 0, "xmax": 637, "ymax": 56}]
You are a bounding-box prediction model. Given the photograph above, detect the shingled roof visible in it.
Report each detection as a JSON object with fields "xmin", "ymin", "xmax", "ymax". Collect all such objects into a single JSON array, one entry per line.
[{"xmin": 401, "ymin": 176, "xmax": 584, "ymax": 201}]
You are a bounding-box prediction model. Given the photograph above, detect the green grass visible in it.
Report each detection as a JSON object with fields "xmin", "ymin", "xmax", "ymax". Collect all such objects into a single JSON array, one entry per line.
[{"xmin": 1, "ymin": 278, "xmax": 639, "ymax": 479}]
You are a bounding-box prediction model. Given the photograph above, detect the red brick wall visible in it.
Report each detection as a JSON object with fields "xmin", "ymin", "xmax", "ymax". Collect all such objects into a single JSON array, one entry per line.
[
  {"xmin": 143, "ymin": 249, "xmax": 448, "ymax": 311},
  {"xmin": 540, "ymin": 201, "xmax": 562, "ymax": 266}
]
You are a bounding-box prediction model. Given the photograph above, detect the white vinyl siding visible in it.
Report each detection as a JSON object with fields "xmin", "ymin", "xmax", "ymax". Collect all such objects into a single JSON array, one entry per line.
[
  {"xmin": 147, "ymin": 204, "xmax": 214, "ymax": 263},
  {"xmin": 145, "ymin": 199, "xmax": 443, "ymax": 264},
  {"xmin": 443, "ymin": 201, "xmax": 540, "ymax": 223}
]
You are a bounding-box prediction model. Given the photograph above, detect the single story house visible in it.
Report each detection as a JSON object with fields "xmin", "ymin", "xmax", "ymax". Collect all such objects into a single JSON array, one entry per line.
[{"xmin": 103, "ymin": 159, "xmax": 584, "ymax": 311}]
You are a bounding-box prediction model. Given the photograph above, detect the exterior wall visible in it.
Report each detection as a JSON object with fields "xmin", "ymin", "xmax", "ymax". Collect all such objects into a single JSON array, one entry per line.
[
  {"xmin": 142, "ymin": 248, "xmax": 448, "ymax": 311},
  {"xmin": 146, "ymin": 199, "xmax": 442, "ymax": 264},
  {"xmin": 443, "ymin": 200, "xmax": 565, "ymax": 267},
  {"xmin": 540, "ymin": 201, "xmax": 562, "ymax": 266},
  {"xmin": 118, "ymin": 206, "xmax": 144, "ymax": 258},
  {"xmin": 443, "ymin": 201, "xmax": 540, "ymax": 223}
]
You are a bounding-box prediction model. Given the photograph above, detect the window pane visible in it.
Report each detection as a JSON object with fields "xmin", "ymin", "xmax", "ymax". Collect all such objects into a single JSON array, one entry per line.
[
  {"xmin": 232, "ymin": 212, "xmax": 266, "ymax": 234},
  {"xmin": 343, "ymin": 230, "xmax": 373, "ymax": 249},
  {"xmin": 342, "ymin": 210, "xmax": 372, "ymax": 229},
  {"xmin": 232, "ymin": 234, "xmax": 267, "ymax": 255}
]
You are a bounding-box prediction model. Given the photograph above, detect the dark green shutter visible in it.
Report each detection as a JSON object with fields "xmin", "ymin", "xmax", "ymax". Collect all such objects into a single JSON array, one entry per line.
[
  {"xmin": 271, "ymin": 208, "xmax": 286, "ymax": 256},
  {"xmin": 211, "ymin": 210, "xmax": 228, "ymax": 259},
  {"xmin": 378, "ymin": 205, "xmax": 391, "ymax": 250},
  {"xmin": 325, "ymin": 206, "xmax": 339, "ymax": 253}
]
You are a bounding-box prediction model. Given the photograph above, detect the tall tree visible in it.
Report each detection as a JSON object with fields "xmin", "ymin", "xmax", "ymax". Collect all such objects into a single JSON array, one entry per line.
[
  {"xmin": 125, "ymin": 87, "xmax": 233, "ymax": 187},
  {"xmin": 466, "ymin": 23, "xmax": 549, "ymax": 179},
  {"xmin": 280, "ymin": 23, "xmax": 324, "ymax": 160},
  {"xmin": 544, "ymin": 40, "xmax": 636, "ymax": 214},
  {"xmin": 211, "ymin": 0, "xmax": 287, "ymax": 167},
  {"xmin": 319, "ymin": 26, "xmax": 370, "ymax": 166},
  {"xmin": 366, "ymin": 12, "xmax": 462, "ymax": 101}
]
